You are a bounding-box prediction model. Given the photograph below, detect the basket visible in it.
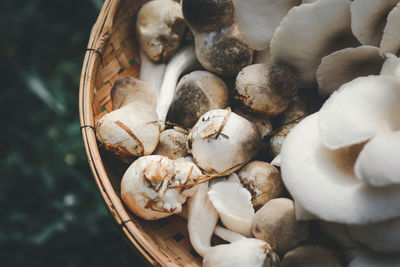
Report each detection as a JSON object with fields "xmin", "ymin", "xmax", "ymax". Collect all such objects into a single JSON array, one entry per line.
[{"xmin": 79, "ymin": 0, "xmax": 203, "ymax": 266}]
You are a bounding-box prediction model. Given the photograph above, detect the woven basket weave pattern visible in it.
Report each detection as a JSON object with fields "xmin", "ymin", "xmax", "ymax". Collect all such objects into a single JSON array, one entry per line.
[{"xmin": 79, "ymin": 0, "xmax": 203, "ymax": 265}]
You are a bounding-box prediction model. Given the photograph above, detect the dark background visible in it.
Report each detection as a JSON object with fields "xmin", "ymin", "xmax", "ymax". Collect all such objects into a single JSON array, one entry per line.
[{"xmin": 1, "ymin": 0, "xmax": 145, "ymax": 266}]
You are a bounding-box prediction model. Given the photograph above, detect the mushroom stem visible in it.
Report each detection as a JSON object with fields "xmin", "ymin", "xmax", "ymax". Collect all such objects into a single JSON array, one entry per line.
[
  {"xmin": 214, "ymin": 225, "xmax": 246, "ymax": 243},
  {"xmin": 139, "ymin": 49, "xmax": 166, "ymax": 98},
  {"xmin": 156, "ymin": 45, "xmax": 199, "ymax": 123}
]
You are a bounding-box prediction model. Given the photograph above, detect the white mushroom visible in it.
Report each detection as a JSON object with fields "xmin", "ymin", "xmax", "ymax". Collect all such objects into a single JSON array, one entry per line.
[
  {"xmin": 351, "ymin": 0, "xmax": 400, "ymax": 46},
  {"xmin": 136, "ymin": 0, "xmax": 186, "ymax": 62},
  {"xmin": 139, "ymin": 49, "xmax": 166, "ymax": 97},
  {"xmin": 280, "ymin": 113, "xmax": 400, "ymax": 224},
  {"xmin": 270, "ymin": 0, "xmax": 359, "ymax": 87},
  {"xmin": 319, "ymin": 75, "xmax": 400, "ymax": 149},
  {"xmin": 380, "ymin": 53, "xmax": 400, "ymax": 77},
  {"xmin": 316, "ymin": 46, "xmax": 384, "ymax": 96},
  {"xmin": 121, "ymin": 155, "xmax": 202, "ymax": 220},
  {"xmin": 234, "ymin": 63, "xmax": 298, "ymax": 117},
  {"xmin": 232, "ymin": 0, "xmax": 301, "ymax": 50},
  {"xmin": 208, "ymin": 181, "xmax": 254, "ymax": 236},
  {"xmin": 380, "ymin": 3, "xmax": 400, "ymax": 56},
  {"xmin": 110, "ymin": 76, "xmax": 157, "ymax": 110},
  {"xmin": 233, "ymin": 109, "xmax": 273, "ymax": 140},
  {"xmin": 96, "ymin": 102, "xmax": 160, "ymax": 160},
  {"xmin": 187, "ymin": 109, "xmax": 262, "ymax": 174},
  {"xmin": 167, "ymin": 70, "xmax": 230, "ymax": 128},
  {"xmin": 348, "ymin": 217, "xmax": 400, "ymax": 253},
  {"xmin": 156, "ymin": 45, "xmax": 199, "ymax": 123},
  {"xmin": 237, "ymin": 161, "xmax": 284, "ymax": 209}
]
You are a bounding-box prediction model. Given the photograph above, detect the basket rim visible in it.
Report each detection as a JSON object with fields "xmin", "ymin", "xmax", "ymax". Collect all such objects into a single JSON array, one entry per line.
[{"xmin": 79, "ymin": 0, "xmax": 177, "ymax": 266}]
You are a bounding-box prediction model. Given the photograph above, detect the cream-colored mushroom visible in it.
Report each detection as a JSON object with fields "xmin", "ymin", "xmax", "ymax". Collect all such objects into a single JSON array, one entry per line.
[
  {"xmin": 139, "ymin": 49, "xmax": 166, "ymax": 97},
  {"xmin": 316, "ymin": 46, "xmax": 384, "ymax": 96},
  {"xmin": 380, "ymin": 3, "xmax": 400, "ymax": 56}
]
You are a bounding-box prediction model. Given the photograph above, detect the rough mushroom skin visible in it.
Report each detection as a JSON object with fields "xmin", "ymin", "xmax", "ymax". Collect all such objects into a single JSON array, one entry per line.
[
  {"xmin": 167, "ymin": 70, "xmax": 230, "ymax": 128},
  {"xmin": 182, "ymin": 0, "xmax": 234, "ymax": 33},
  {"xmin": 280, "ymin": 245, "xmax": 343, "ymax": 267},
  {"xmin": 237, "ymin": 161, "xmax": 284, "ymax": 210},
  {"xmin": 110, "ymin": 76, "xmax": 157, "ymax": 110},
  {"xmin": 251, "ymin": 198, "xmax": 309, "ymax": 255},
  {"xmin": 234, "ymin": 63, "xmax": 298, "ymax": 117},
  {"xmin": 279, "ymin": 95, "xmax": 309, "ymax": 124},
  {"xmin": 121, "ymin": 155, "xmax": 202, "ymax": 220},
  {"xmin": 96, "ymin": 102, "xmax": 160, "ymax": 160},
  {"xmin": 187, "ymin": 109, "xmax": 262, "ymax": 174},
  {"xmin": 136, "ymin": 0, "xmax": 186, "ymax": 62},
  {"xmin": 153, "ymin": 129, "xmax": 188, "ymax": 159},
  {"xmin": 194, "ymin": 25, "xmax": 254, "ymax": 77}
]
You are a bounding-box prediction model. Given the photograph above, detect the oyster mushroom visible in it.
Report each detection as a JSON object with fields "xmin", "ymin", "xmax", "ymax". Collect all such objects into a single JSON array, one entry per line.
[
  {"xmin": 232, "ymin": 0, "xmax": 301, "ymax": 50},
  {"xmin": 380, "ymin": 3, "xmax": 400, "ymax": 56},
  {"xmin": 270, "ymin": 0, "xmax": 359, "ymax": 87},
  {"xmin": 380, "ymin": 53, "xmax": 400, "ymax": 77},
  {"xmin": 167, "ymin": 70, "xmax": 230, "ymax": 128},
  {"xmin": 234, "ymin": 63, "xmax": 298, "ymax": 117},
  {"xmin": 110, "ymin": 76, "xmax": 157, "ymax": 110},
  {"xmin": 316, "ymin": 46, "xmax": 384, "ymax": 96},
  {"xmin": 96, "ymin": 101, "xmax": 160, "ymax": 160},
  {"xmin": 121, "ymin": 155, "xmax": 202, "ymax": 220},
  {"xmin": 351, "ymin": 0, "xmax": 400, "ymax": 46},
  {"xmin": 187, "ymin": 109, "xmax": 262, "ymax": 174},
  {"xmin": 182, "ymin": 0, "xmax": 253, "ymax": 76},
  {"xmin": 237, "ymin": 161, "xmax": 284, "ymax": 209},
  {"xmin": 136, "ymin": 0, "xmax": 186, "ymax": 62}
]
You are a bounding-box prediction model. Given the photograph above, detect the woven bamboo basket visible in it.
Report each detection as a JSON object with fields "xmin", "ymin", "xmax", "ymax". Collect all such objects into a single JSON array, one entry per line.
[{"xmin": 79, "ymin": 0, "xmax": 206, "ymax": 266}]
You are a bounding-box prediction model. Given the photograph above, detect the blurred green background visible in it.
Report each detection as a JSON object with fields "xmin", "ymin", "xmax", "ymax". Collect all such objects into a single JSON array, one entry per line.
[{"xmin": 1, "ymin": 0, "xmax": 145, "ymax": 266}]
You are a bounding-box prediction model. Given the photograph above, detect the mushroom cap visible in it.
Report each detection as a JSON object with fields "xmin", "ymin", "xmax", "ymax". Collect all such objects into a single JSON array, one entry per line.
[
  {"xmin": 351, "ymin": 0, "xmax": 399, "ymax": 46},
  {"xmin": 280, "ymin": 113, "xmax": 400, "ymax": 224},
  {"xmin": 188, "ymin": 109, "xmax": 261, "ymax": 174},
  {"xmin": 110, "ymin": 76, "xmax": 157, "ymax": 110},
  {"xmin": 380, "ymin": 3, "xmax": 400, "ymax": 56},
  {"xmin": 194, "ymin": 25, "xmax": 254, "ymax": 77},
  {"xmin": 348, "ymin": 217, "xmax": 400, "ymax": 253},
  {"xmin": 280, "ymin": 245, "xmax": 343, "ymax": 267},
  {"xmin": 270, "ymin": 121, "xmax": 297, "ymax": 156},
  {"xmin": 380, "ymin": 53, "xmax": 400, "ymax": 77},
  {"xmin": 251, "ymin": 198, "xmax": 309, "ymax": 254},
  {"xmin": 270, "ymin": 0, "xmax": 359, "ymax": 87},
  {"xmin": 188, "ymin": 182, "xmax": 219, "ymax": 257},
  {"xmin": 279, "ymin": 95, "xmax": 309, "ymax": 124},
  {"xmin": 96, "ymin": 102, "xmax": 160, "ymax": 158},
  {"xmin": 234, "ymin": 63, "xmax": 298, "ymax": 116},
  {"xmin": 208, "ymin": 181, "xmax": 254, "ymax": 236},
  {"xmin": 237, "ymin": 161, "xmax": 284, "ymax": 209},
  {"xmin": 233, "ymin": 109, "xmax": 273, "ymax": 139},
  {"xmin": 319, "ymin": 75, "xmax": 400, "ymax": 149},
  {"xmin": 203, "ymin": 238, "xmax": 269, "ymax": 267},
  {"xmin": 136, "ymin": 0, "xmax": 186, "ymax": 62},
  {"xmin": 354, "ymin": 131, "xmax": 400, "ymax": 186},
  {"xmin": 349, "ymin": 250, "xmax": 400, "ymax": 267},
  {"xmin": 121, "ymin": 155, "xmax": 202, "ymax": 220},
  {"xmin": 182, "ymin": 0, "xmax": 234, "ymax": 32},
  {"xmin": 153, "ymin": 129, "xmax": 188, "ymax": 160},
  {"xmin": 167, "ymin": 70, "xmax": 229, "ymax": 128},
  {"xmin": 233, "ymin": 0, "xmax": 301, "ymax": 50},
  {"xmin": 316, "ymin": 46, "xmax": 384, "ymax": 96}
]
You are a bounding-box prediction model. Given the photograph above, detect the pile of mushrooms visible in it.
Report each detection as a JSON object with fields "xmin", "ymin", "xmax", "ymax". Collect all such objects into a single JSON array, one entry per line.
[{"xmin": 93, "ymin": 0, "xmax": 400, "ymax": 266}]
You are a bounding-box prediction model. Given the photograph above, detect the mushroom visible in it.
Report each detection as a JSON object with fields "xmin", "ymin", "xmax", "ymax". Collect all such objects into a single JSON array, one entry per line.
[
  {"xmin": 121, "ymin": 155, "xmax": 202, "ymax": 220},
  {"xmin": 253, "ymin": 48, "xmax": 271, "ymax": 65},
  {"xmin": 156, "ymin": 45, "xmax": 199, "ymax": 123},
  {"xmin": 236, "ymin": 161, "xmax": 284, "ymax": 210},
  {"xmin": 136, "ymin": 0, "xmax": 186, "ymax": 62},
  {"xmin": 96, "ymin": 101, "xmax": 160, "ymax": 160},
  {"xmin": 233, "ymin": 108, "xmax": 273, "ymax": 140},
  {"xmin": 351, "ymin": 0, "xmax": 399, "ymax": 46},
  {"xmin": 270, "ymin": 0, "xmax": 359, "ymax": 87},
  {"xmin": 279, "ymin": 95, "xmax": 309, "ymax": 124},
  {"xmin": 380, "ymin": 3, "xmax": 400, "ymax": 56},
  {"xmin": 139, "ymin": 49, "xmax": 166, "ymax": 97},
  {"xmin": 270, "ymin": 121, "xmax": 298, "ymax": 156},
  {"xmin": 152, "ymin": 128, "xmax": 188, "ymax": 159},
  {"xmin": 234, "ymin": 63, "xmax": 298, "ymax": 117},
  {"xmin": 280, "ymin": 113, "xmax": 400, "ymax": 224},
  {"xmin": 316, "ymin": 46, "xmax": 384, "ymax": 96},
  {"xmin": 348, "ymin": 217, "xmax": 400, "ymax": 253},
  {"xmin": 167, "ymin": 70, "xmax": 230, "ymax": 128},
  {"xmin": 380, "ymin": 53, "xmax": 400, "ymax": 77},
  {"xmin": 182, "ymin": 0, "xmax": 254, "ymax": 76},
  {"xmin": 187, "ymin": 109, "xmax": 262, "ymax": 174},
  {"xmin": 232, "ymin": 0, "xmax": 301, "ymax": 50},
  {"xmin": 208, "ymin": 180, "xmax": 255, "ymax": 236},
  {"xmin": 280, "ymin": 245, "xmax": 343, "ymax": 267},
  {"xmin": 110, "ymin": 76, "xmax": 157, "ymax": 110},
  {"xmin": 251, "ymin": 198, "xmax": 309, "ymax": 255},
  {"xmin": 349, "ymin": 250, "xmax": 400, "ymax": 267}
]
